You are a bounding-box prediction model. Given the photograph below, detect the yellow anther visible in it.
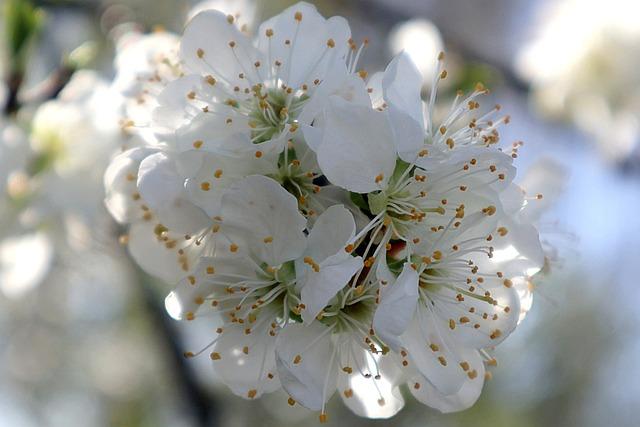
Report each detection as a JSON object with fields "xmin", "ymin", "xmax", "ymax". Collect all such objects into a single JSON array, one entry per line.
[
  {"xmin": 327, "ymin": 38, "xmax": 335, "ymax": 48},
  {"xmin": 293, "ymin": 354, "xmax": 302, "ymax": 364},
  {"xmin": 263, "ymin": 236, "xmax": 273, "ymax": 244},
  {"xmin": 230, "ymin": 243, "xmax": 239, "ymax": 252},
  {"xmin": 197, "ymin": 48, "xmax": 204, "ymax": 58},
  {"xmin": 214, "ymin": 169, "xmax": 223, "ymax": 178},
  {"xmin": 193, "ymin": 140, "xmax": 203, "ymax": 149},
  {"xmin": 438, "ymin": 356, "xmax": 447, "ymax": 366},
  {"xmin": 375, "ymin": 173, "xmax": 384, "ymax": 183},
  {"xmin": 200, "ymin": 182, "xmax": 211, "ymax": 191}
]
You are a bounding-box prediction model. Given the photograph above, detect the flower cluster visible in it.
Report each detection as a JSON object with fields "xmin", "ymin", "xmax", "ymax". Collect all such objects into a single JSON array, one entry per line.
[{"xmin": 105, "ymin": 2, "xmax": 546, "ymax": 420}]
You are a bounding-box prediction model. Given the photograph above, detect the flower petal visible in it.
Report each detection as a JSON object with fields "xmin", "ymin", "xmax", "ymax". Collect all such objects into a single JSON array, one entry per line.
[
  {"xmin": 104, "ymin": 147, "xmax": 157, "ymax": 224},
  {"xmin": 316, "ymin": 97, "xmax": 397, "ymax": 193},
  {"xmin": 338, "ymin": 343, "xmax": 405, "ymax": 419},
  {"xmin": 255, "ymin": 2, "xmax": 351, "ymax": 89},
  {"xmin": 380, "ymin": 53, "xmax": 426, "ymax": 163},
  {"xmin": 275, "ymin": 322, "xmax": 338, "ymax": 411},
  {"xmin": 373, "ymin": 262, "xmax": 419, "ymax": 351},
  {"xmin": 137, "ymin": 152, "xmax": 211, "ymax": 234},
  {"xmin": 212, "ymin": 323, "xmax": 280, "ymax": 399},
  {"xmin": 298, "ymin": 252, "xmax": 362, "ymax": 323},
  {"xmin": 180, "ymin": 10, "xmax": 261, "ymax": 84},
  {"xmin": 408, "ymin": 348, "xmax": 485, "ymax": 413},
  {"xmin": 219, "ymin": 175, "xmax": 307, "ymax": 266},
  {"xmin": 402, "ymin": 305, "xmax": 482, "ymax": 395},
  {"xmin": 305, "ymin": 204, "xmax": 355, "ymax": 262}
]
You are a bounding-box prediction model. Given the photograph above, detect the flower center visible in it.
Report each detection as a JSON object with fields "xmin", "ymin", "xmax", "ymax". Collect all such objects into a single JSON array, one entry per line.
[{"xmin": 244, "ymin": 86, "xmax": 308, "ymax": 144}]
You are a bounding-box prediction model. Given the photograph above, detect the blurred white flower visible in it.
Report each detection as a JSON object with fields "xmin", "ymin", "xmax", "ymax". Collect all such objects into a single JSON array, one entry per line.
[
  {"xmin": 30, "ymin": 70, "xmax": 125, "ymax": 219},
  {"xmin": 517, "ymin": 0, "xmax": 640, "ymax": 162},
  {"xmin": 388, "ymin": 19, "xmax": 443, "ymax": 83},
  {"xmin": 0, "ymin": 232, "xmax": 53, "ymax": 299}
]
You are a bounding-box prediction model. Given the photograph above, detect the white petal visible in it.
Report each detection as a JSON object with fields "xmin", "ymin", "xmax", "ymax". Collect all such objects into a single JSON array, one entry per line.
[
  {"xmin": 185, "ymin": 152, "xmax": 275, "ymax": 216},
  {"xmin": 180, "ymin": 10, "xmax": 261, "ymax": 83},
  {"xmin": 137, "ymin": 152, "xmax": 211, "ymax": 234},
  {"xmin": 382, "ymin": 52, "xmax": 425, "ymax": 131},
  {"xmin": 409, "ymin": 348, "xmax": 485, "ymax": 413},
  {"xmin": 402, "ymin": 306, "xmax": 481, "ymax": 395},
  {"xmin": 487, "ymin": 217, "xmax": 545, "ymax": 277},
  {"xmin": 164, "ymin": 254, "xmax": 251, "ymax": 320},
  {"xmin": 298, "ymin": 62, "xmax": 370, "ymax": 128},
  {"xmin": 219, "ymin": 175, "xmax": 307, "ymax": 266},
  {"xmin": 338, "ymin": 343, "xmax": 405, "ymax": 419},
  {"xmin": 104, "ymin": 147, "xmax": 157, "ymax": 224},
  {"xmin": 255, "ymin": 2, "xmax": 351, "ymax": 89},
  {"xmin": 366, "ymin": 71, "xmax": 384, "ymax": 108},
  {"xmin": 373, "ymin": 262, "xmax": 419, "ymax": 351},
  {"xmin": 309, "ymin": 185, "xmax": 371, "ymax": 232},
  {"xmin": 316, "ymin": 97, "xmax": 397, "ymax": 193},
  {"xmin": 175, "ymin": 109, "xmax": 250, "ymax": 154},
  {"xmin": 275, "ymin": 322, "xmax": 337, "ymax": 411},
  {"xmin": 305, "ymin": 204, "xmax": 355, "ymax": 262},
  {"xmin": 298, "ymin": 252, "xmax": 362, "ymax": 323},
  {"xmin": 152, "ymin": 75, "xmax": 206, "ymax": 132},
  {"xmin": 212, "ymin": 323, "xmax": 280, "ymax": 399},
  {"xmin": 128, "ymin": 221, "xmax": 192, "ymax": 283}
]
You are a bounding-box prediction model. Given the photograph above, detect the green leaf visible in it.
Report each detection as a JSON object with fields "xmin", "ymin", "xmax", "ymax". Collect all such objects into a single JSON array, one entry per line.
[{"xmin": 4, "ymin": 0, "xmax": 43, "ymax": 74}]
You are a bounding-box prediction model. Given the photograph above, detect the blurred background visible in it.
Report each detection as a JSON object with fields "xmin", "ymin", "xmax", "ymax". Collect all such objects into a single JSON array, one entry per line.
[{"xmin": 0, "ymin": 0, "xmax": 639, "ymax": 426}]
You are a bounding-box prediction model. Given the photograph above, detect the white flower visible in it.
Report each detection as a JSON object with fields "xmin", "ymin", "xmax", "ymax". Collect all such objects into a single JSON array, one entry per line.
[
  {"xmin": 275, "ymin": 282, "xmax": 405, "ymax": 420},
  {"xmin": 0, "ymin": 231, "xmax": 53, "ymax": 299},
  {"xmin": 30, "ymin": 70, "xmax": 126, "ymax": 220},
  {"xmin": 373, "ymin": 207, "xmax": 544, "ymax": 412},
  {"xmin": 307, "ymin": 94, "xmax": 515, "ymax": 269},
  {"xmin": 155, "ymin": 1, "xmax": 356, "ymax": 155},
  {"xmin": 516, "ymin": 0, "xmax": 640, "ymax": 161},
  {"xmin": 163, "ymin": 175, "xmax": 362, "ymax": 400},
  {"xmin": 375, "ymin": 52, "xmax": 510, "ymax": 166}
]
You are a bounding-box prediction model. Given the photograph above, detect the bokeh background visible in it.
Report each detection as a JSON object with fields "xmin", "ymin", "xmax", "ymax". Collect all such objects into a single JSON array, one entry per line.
[{"xmin": 1, "ymin": 0, "xmax": 639, "ymax": 426}]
